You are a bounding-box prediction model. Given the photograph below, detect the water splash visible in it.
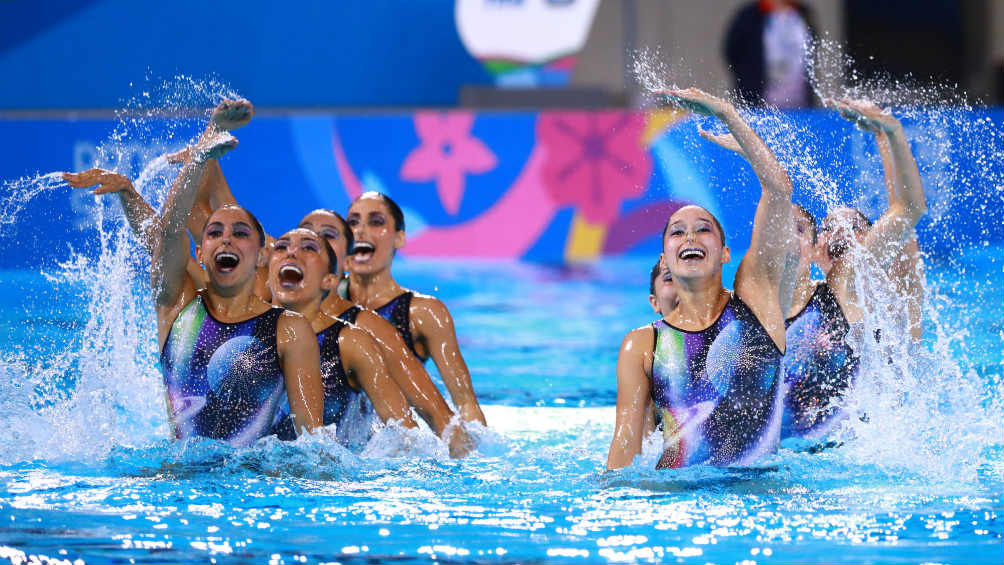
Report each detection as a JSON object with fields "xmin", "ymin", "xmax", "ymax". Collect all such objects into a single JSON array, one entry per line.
[
  {"xmin": 0, "ymin": 76, "xmax": 241, "ymax": 464},
  {"xmin": 631, "ymin": 39, "xmax": 1004, "ymax": 484}
]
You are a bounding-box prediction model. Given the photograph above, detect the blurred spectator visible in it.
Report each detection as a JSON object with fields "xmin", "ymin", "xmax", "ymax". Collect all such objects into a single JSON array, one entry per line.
[{"xmin": 724, "ymin": 0, "xmax": 815, "ymax": 108}]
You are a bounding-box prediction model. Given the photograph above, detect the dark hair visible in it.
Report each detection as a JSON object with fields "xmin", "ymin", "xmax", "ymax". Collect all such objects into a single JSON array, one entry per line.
[
  {"xmin": 318, "ymin": 234, "xmax": 339, "ymax": 274},
  {"xmin": 649, "ymin": 260, "xmax": 661, "ymax": 295},
  {"xmin": 357, "ymin": 191, "xmax": 405, "ymax": 232},
  {"xmin": 206, "ymin": 204, "xmax": 266, "ymax": 247},
  {"xmin": 792, "ymin": 203, "xmax": 818, "ymax": 245},
  {"xmin": 661, "ymin": 206, "xmax": 726, "ymax": 245},
  {"xmin": 300, "ymin": 208, "xmax": 355, "ymax": 256}
]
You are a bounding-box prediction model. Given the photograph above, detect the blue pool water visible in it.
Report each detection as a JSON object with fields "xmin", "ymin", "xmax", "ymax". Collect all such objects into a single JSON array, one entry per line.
[{"xmin": 0, "ymin": 240, "xmax": 1001, "ymax": 564}]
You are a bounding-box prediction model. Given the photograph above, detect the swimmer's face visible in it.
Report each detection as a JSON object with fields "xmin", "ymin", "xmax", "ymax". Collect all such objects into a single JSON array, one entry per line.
[
  {"xmin": 346, "ymin": 195, "xmax": 404, "ymax": 275},
  {"xmin": 197, "ymin": 207, "xmax": 265, "ymax": 289},
  {"xmin": 268, "ymin": 229, "xmax": 338, "ymax": 311},
  {"xmin": 661, "ymin": 206, "xmax": 729, "ymax": 282},
  {"xmin": 649, "ymin": 260, "xmax": 679, "ymax": 317},
  {"xmin": 299, "ymin": 210, "xmax": 350, "ymax": 270},
  {"xmin": 820, "ymin": 208, "xmax": 869, "ymax": 261}
]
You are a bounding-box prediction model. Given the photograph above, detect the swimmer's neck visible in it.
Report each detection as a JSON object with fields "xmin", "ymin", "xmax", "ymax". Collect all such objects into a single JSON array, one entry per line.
[
  {"xmin": 320, "ymin": 293, "xmax": 353, "ymax": 316},
  {"xmin": 666, "ymin": 281, "xmax": 730, "ymax": 329},
  {"xmin": 202, "ymin": 283, "xmax": 267, "ymax": 322},
  {"xmin": 277, "ymin": 295, "xmax": 328, "ymax": 332},
  {"xmin": 347, "ymin": 268, "xmax": 405, "ymax": 309},
  {"xmin": 787, "ymin": 273, "xmax": 817, "ymax": 318}
]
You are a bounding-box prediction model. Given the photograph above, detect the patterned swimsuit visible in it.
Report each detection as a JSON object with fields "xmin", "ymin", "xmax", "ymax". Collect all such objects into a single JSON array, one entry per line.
[
  {"xmin": 160, "ymin": 296, "xmax": 286, "ymax": 447},
  {"xmin": 650, "ymin": 294, "xmax": 784, "ymax": 468},
  {"xmin": 781, "ymin": 283, "xmax": 857, "ymax": 442}
]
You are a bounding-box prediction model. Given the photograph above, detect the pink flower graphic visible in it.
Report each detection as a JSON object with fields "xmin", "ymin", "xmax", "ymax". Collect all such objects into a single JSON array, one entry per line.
[
  {"xmin": 536, "ymin": 111, "xmax": 652, "ymax": 224},
  {"xmin": 400, "ymin": 111, "xmax": 498, "ymax": 215}
]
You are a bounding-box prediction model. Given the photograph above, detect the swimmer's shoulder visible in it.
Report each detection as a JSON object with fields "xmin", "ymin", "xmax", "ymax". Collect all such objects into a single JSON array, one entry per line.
[
  {"xmin": 619, "ymin": 325, "xmax": 656, "ymax": 375},
  {"xmin": 409, "ymin": 291, "xmax": 454, "ymax": 325},
  {"xmin": 622, "ymin": 324, "xmax": 657, "ymax": 353},
  {"xmin": 353, "ymin": 307, "xmax": 401, "ymax": 336},
  {"xmin": 275, "ymin": 308, "xmax": 315, "ymax": 346}
]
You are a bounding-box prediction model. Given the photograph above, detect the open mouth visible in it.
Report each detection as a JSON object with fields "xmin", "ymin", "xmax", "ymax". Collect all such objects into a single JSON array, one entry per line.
[
  {"xmin": 678, "ymin": 248, "xmax": 706, "ymax": 261},
  {"xmin": 277, "ymin": 264, "xmax": 304, "ymax": 288},
  {"xmin": 214, "ymin": 251, "xmax": 240, "ymax": 273},
  {"xmin": 352, "ymin": 241, "xmax": 375, "ymax": 263}
]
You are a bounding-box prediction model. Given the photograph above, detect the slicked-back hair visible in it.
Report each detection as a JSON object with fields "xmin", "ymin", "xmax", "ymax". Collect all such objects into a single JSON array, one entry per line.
[
  {"xmin": 661, "ymin": 206, "xmax": 726, "ymax": 246},
  {"xmin": 358, "ymin": 191, "xmax": 406, "ymax": 232},
  {"xmin": 649, "ymin": 260, "xmax": 662, "ymax": 295},
  {"xmin": 206, "ymin": 204, "xmax": 266, "ymax": 247},
  {"xmin": 301, "ymin": 209, "xmax": 355, "ymax": 256},
  {"xmin": 319, "ymin": 234, "xmax": 339, "ymax": 274}
]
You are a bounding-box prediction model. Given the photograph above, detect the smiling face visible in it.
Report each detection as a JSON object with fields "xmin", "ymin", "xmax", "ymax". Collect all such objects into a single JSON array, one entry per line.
[
  {"xmin": 649, "ymin": 259, "xmax": 679, "ymax": 316},
  {"xmin": 196, "ymin": 207, "xmax": 265, "ymax": 292},
  {"xmin": 299, "ymin": 209, "xmax": 351, "ymax": 271},
  {"xmin": 660, "ymin": 205, "xmax": 730, "ymax": 284},
  {"xmin": 267, "ymin": 228, "xmax": 338, "ymax": 312},
  {"xmin": 345, "ymin": 194, "xmax": 405, "ymax": 276}
]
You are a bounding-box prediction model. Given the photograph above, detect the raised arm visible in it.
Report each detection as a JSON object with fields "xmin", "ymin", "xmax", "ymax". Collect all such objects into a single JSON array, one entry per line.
[
  {"xmin": 167, "ymin": 99, "xmax": 252, "ymax": 245},
  {"xmin": 63, "ymin": 170, "xmax": 155, "ymax": 251},
  {"xmin": 276, "ymin": 311, "xmax": 324, "ymax": 435},
  {"xmin": 830, "ymin": 99, "xmax": 927, "ymax": 268},
  {"xmin": 412, "ymin": 296, "xmax": 487, "ymax": 426},
  {"xmin": 665, "ymin": 88, "xmax": 794, "ymax": 281},
  {"xmin": 63, "ymin": 169, "xmax": 207, "ymax": 287},
  {"xmin": 340, "ymin": 326, "xmax": 418, "ymax": 429},
  {"xmin": 607, "ymin": 327, "xmax": 653, "ymax": 470},
  {"xmin": 151, "ymin": 133, "xmax": 237, "ymax": 308},
  {"xmin": 662, "ymin": 88, "xmax": 795, "ymax": 344}
]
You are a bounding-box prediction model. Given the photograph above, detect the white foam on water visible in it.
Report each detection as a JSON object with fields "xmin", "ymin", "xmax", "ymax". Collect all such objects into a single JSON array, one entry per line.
[{"xmin": 0, "ymin": 76, "xmax": 243, "ymax": 463}]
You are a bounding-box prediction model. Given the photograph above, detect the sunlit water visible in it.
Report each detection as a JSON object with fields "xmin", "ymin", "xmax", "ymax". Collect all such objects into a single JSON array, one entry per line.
[{"xmin": 0, "ymin": 249, "xmax": 1000, "ymax": 565}]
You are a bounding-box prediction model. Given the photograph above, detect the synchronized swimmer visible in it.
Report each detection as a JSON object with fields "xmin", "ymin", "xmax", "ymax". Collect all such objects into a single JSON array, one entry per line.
[{"xmin": 63, "ymin": 89, "xmax": 926, "ymax": 469}]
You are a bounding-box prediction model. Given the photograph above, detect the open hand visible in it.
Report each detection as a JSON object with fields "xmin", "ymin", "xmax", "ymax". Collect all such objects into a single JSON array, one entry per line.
[
  {"xmin": 62, "ymin": 169, "xmax": 134, "ymax": 195},
  {"xmin": 654, "ymin": 88, "xmax": 732, "ymax": 117},
  {"xmin": 699, "ymin": 129, "xmax": 745, "ymax": 156},
  {"xmin": 826, "ymin": 98, "xmax": 900, "ymax": 134}
]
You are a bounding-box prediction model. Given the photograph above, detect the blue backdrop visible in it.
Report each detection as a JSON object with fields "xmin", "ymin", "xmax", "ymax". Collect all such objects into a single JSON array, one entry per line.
[
  {"xmin": 0, "ymin": 1, "xmax": 489, "ymax": 109},
  {"xmin": 0, "ymin": 108, "xmax": 1000, "ymax": 271}
]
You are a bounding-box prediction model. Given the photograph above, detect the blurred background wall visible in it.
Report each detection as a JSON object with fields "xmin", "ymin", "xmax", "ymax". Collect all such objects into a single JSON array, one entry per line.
[
  {"xmin": 1, "ymin": 0, "xmax": 1000, "ymax": 111},
  {"xmin": 0, "ymin": 1, "xmax": 999, "ymax": 267}
]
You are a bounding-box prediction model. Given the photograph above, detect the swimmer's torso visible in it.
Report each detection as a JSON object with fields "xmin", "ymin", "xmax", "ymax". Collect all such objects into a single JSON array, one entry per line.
[
  {"xmin": 271, "ymin": 320, "xmax": 374, "ymax": 445},
  {"xmin": 782, "ymin": 282, "xmax": 857, "ymax": 441},
  {"xmin": 374, "ymin": 291, "xmax": 426, "ymax": 362},
  {"xmin": 160, "ymin": 295, "xmax": 286, "ymax": 447},
  {"xmin": 650, "ymin": 294, "xmax": 783, "ymax": 468}
]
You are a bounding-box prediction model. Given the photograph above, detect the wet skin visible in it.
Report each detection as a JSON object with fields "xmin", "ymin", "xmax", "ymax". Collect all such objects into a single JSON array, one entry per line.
[{"xmin": 346, "ymin": 194, "xmax": 487, "ymax": 426}]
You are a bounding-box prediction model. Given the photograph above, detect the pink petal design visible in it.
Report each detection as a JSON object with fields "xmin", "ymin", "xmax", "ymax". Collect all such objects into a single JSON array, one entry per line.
[
  {"xmin": 536, "ymin": 110, "xmax": 652, "ymax": 226},
  {"xmin": 452, "ymin": 136, "xmax": 497, "ymax": 174},
  {"xmin": 406, "ymin": 144, "xmax": 557, "ymax": 257},
  {"xmin": 440, "ymin": 112, "xmax": 476, "ymax": 136},
  {"xmin": 413, "ymin": 112, "xmax": 449, "ymax": 143},
  {"xmin": 401, "ymin": 144, "xmax": 445, "ymax": 182},
  {"xmin": 400, "ymin": 111, "xmax": 498, "ymax": 215},
  {"xmin": 436, "ymin": 166, "xmax": 466, "ymax": 215}
]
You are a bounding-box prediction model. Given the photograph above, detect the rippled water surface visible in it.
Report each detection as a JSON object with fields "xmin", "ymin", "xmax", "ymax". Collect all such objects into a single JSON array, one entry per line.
[{"xmin": 0, "ymin": 248, "xmax": 1001, "ymax": 564}]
